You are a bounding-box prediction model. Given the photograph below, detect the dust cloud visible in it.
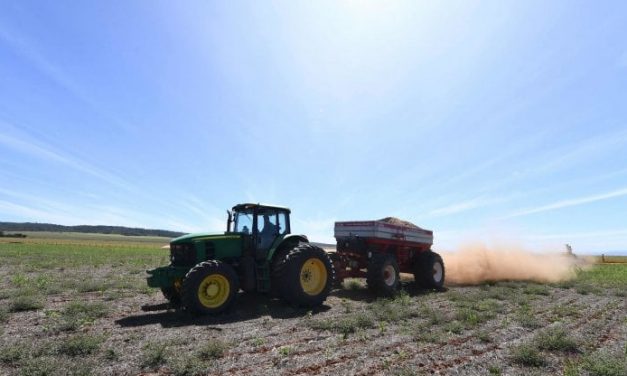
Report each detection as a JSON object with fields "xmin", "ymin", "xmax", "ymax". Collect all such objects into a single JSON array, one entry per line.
[{"xmin": 440, "ymin": 241, "xmax": 587, "ymax": 285}]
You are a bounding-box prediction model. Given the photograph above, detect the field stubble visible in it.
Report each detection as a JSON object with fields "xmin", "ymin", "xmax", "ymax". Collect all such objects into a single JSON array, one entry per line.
[{"xmin": 0, "ymin": 234, "xmax": 626, "ymax": 376}]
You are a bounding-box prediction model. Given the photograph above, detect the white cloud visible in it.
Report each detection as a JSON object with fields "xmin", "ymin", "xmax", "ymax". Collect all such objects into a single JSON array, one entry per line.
[
  {"xmin": 0, "ymin": 123, "xmax": 134, "ymax": 191},
  {"xmin": 429, "ymin": 196, "xmax": 505, "ymax": 216},
  {"xmin": 504, "ymin": 187, "xmax": 627, "ymax": 218}
]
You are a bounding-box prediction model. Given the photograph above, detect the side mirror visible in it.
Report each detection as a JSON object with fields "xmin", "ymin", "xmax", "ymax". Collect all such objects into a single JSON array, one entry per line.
[{"xmin": 226, "ymin": 210, "xmax": 232, "ymax": 232}]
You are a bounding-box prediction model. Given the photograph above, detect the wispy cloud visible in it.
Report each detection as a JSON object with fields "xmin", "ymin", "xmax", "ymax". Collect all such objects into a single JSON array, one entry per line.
[
  {"xmin": 0, "ymin": 123, "xmax": 134, "ymax": 191},
  {"xmin": 528, "ymin": 229, "xmax": 627, "ymax": 240},
  {"xmin": 504, "ymin": 187, "xmax": 627, "ymax": 219},
  {"xmin": 429, "ymin": 196, "xmax": 505, "ymax": 217}
]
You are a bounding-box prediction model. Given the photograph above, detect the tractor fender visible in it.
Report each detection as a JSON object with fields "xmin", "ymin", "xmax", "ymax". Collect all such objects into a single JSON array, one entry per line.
[{"xmin": 267, "ymin": 234, "xmax": 309, "ymax": 262}]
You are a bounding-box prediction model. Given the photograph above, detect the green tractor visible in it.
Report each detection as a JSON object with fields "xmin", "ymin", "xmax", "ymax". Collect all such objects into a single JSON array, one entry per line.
[{"xmin": 146, "ymin": 203, "xmax": 335, "ymax": 314}]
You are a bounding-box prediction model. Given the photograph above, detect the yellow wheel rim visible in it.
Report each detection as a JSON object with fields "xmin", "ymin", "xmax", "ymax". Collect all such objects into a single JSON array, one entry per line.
[
  {"xmin": 197, "ymin": 274, "xmax": 230, "ymax": 308},
  {"xmin": 300, "ymin": 258, "xmax": 327, "ymax": 296}
]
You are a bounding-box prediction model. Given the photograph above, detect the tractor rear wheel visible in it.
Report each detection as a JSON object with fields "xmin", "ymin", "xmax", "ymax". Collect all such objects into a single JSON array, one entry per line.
[
  {"xmin": 181, "ymin": 261, "xmax": 239, "ymax": 314},
  {"xmin": 273, "ymin": 244, "xmax": 334, "ymax": 307},
  {"xmin": 366, "ymin": 253, "xmax": 400, "ymax": 296},
  {"xmin": 413, "ymin": 251, "xmax": 445, "ymax": 289}
]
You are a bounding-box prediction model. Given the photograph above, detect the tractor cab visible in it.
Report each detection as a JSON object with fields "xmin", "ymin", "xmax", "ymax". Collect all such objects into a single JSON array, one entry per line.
[{"xmin": 230, "ymin": 203, "xmax": 291, "ymax": 259}]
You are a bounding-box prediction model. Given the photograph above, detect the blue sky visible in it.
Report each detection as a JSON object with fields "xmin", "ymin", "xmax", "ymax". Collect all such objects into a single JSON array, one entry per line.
[{"xmin": 1, "ymin": 1, "xmax": 626, "ymax": 253}]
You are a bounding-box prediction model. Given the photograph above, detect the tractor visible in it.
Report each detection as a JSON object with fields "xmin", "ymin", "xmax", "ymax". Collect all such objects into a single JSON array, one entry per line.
[{"xmin": 146, "ymin": 203, "xmax": 335, "ymax": 314}]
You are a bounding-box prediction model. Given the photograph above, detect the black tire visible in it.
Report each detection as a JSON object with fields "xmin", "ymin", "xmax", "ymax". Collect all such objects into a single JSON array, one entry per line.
[
  {"xmin": 181, "ymin": 261, "xmax": 239, "ymax": 314},
  {"xmin": 272, "ymin": 244, "xmax": 334, "ymax": 307},
  {"xmin": 413, "ymin": 251, "xmax": 445, "ymax": 289},
  {"xmin": 366, "ymin": 253, "xmax": 400, "ymax": 296},
  {"xmin": 161, "ymin": 287, "xmax": 181, "ymax": 306}
]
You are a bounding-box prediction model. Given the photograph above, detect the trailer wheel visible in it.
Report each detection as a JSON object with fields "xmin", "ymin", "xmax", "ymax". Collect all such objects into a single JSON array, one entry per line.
[
  {"xmin": 273, "ymin": 244, "xmax": 334, "ymax": 307},
  {"xmin": 414, "ymin": 251, "xmax": 445, "ymax": 290},
  {"xmin": 182, "ymin": 261, "xmax": 239, "ymax": 314},
  {"xmin": 366, "ymin": 253, "xmax": 400, "ymax": 296}
]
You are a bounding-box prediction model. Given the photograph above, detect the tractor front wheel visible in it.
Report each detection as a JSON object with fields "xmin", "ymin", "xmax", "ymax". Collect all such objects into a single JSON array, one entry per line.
[
  {"xmin": 366, "ymin": 253, "xmax": 400, "ymax": 296},
  {"xmin": 273, "ymin": 244, "xmax": 334, "ymax": 307},
  {"xmin": 181, "ymin": 261, "xmax": 239, "ymax": 314},
  {"xmin": 161, "ymin": 278, "xmax": 182, "ymax": 306}
]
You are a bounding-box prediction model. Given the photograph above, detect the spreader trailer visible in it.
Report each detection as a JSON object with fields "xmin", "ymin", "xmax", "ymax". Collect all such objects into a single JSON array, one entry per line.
[{"xmin": 330, "ymin": 218, "xmax": 445, "ymax": 295}]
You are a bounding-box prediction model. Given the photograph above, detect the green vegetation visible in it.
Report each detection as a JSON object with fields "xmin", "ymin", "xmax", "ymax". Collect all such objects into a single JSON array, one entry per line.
[
  {"xmin": 47, "ymin": 301, "xmax": 110, "ymax": 332},
  {"xmin": 58, "ymin": 334, "xmax": 104, "ymax": 356},
  {"xmin": 197, "ymin": 340, "xmax": 229, "ymax": 360},
  {"xmin": 509, "ymin": 342, "xmax": 546, "ymax": 367},
  {"xmin": 308, "ymin": 311, "xmax": 375, "ymax": 337},
  {"xmin": 9, "ymin": 295, "xmax": 44, "ymax": 312},
  {"xmin": 0, "ymin": 343, "xmax": 28, "ymax": 364},
  {"xmin": 534, "ymin": 326, "xmax": 578, "ymax": 352},
  {"xmin": 1, "ymin": 233, "xmax": 626, "ymax": 375},
  {"xmin": 344, "ymin": 278, "xmax": 362, "ymax": 290},
  {"xmin": 575, "ymin": 264, "xmax": 627, "ymax": 288},
  {"xmin": 141, "ymin": 341, "xmax": 169, "ymax": 368},
  {"xmin": 582, "ymin": 349, "xmax": 627, "ymax": 376}
]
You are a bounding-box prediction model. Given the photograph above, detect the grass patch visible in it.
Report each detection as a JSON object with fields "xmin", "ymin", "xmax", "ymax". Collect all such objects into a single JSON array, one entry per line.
[
  {"xmin": 582, "ymin": 349, "xmax": 627, "ymax": 376},
  {"xmin": 18, "ymin": 356, "xmax": 59, "ymax": 376},
  {"xmin": 0, "ymin": 342, "xmax": 29, "ymax": 364},
  {"xmin": 142, "ymin": 341, "xmax": 168, "ymax": 368},
  {"xmin": 509, "ymin": 342, "xmax": 546, "ymax": 367},
  {"xmin": 455, "ymin": 307, "xmax": 495, "ymax": 328},
  {"xmin": 58, "ymin": 334, "xmax": 104, "ymax": 356},
  {"xmin": 413, "ymin": 327, "xmax": 444, "ymax": 343},
  {"xmin": 46, "ymin": 301, "xmax": 109, "ymax": 332},
  {"xmin": 369, "ymin": 292, "xmax": 416, "ymax": 323},
  {"xmin": 523, "ymin": 284, "xmax": 550, "ymax": 296},
  {"xmin": 445, "ymin": 320, "xmax": 464, "ymax": 334},
  {"xmin": 64, "ymin": 301, "xmax": 109, "ymax": 320},
  {"xmin": 575, "ymin": 283, "xmax": 602, "ymax": 295},
  {"xmin": 76, "ymin": 280, "xmax": 110, "ymax": 293},
  {"xmin": 516, "ymin": 304, "xmax": 542, "ymax": 329},
  {"xmin": 344, "ymin": 279, "xmax": 362, "ymax": 290},
  {"xmin": 278, "ymin": 346, "xmax": 292, "ymax": 356},
  {"xmin": 169, "ymin": 354, "xmax": 208, "ymax": 376},
  {"xmin": 308, "ymin": 311, "xmax": 375, "ymax": 337},
  {"xmin": 197, "ymin": 340, "xmax": 229, "ymax": 360},
  {"xmin": 575, "ymin": 264, "xmax": 627, "ymax": 289},
  {"xmin": 534, "ymin": 326, "xmax": 578, "ymax": 352},
  {"xmin": 551, "ymin": 304, "xmax": 580, "ymax": 319},
  {"xmin": 475, "ymin": 330, "xmax": 492, "ymax": 343},
  {"xmin": 9, "ymin": 295, "xmax": 44, "ymax": 312},
  {"xmin": 418, "ymin": 304, "xmax": 448, "ymax": 325},
  {"xmin": 0, "ymin": 308, "xmax": 9, "ymax": 322}
]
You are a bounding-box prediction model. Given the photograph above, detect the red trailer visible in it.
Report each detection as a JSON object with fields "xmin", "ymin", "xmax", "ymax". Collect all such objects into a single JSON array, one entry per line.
[{"xmin": 330, "ymin": 218, "xmax": 445, "ymax": 295}]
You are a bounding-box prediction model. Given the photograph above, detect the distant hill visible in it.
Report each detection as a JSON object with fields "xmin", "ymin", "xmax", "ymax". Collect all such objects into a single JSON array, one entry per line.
[{"xmin": 0, "ymin": 222, "xmax": 185, "ymax": 238}]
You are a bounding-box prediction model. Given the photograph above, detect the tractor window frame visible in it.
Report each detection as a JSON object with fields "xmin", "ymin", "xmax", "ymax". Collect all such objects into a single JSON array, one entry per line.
[{"xmin": 233, "ymin": 210, "xmax": 254, "ymax": 234}]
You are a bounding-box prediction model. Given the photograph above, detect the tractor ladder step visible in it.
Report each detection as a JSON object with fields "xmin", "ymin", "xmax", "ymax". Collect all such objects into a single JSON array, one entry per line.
[{"xmin": 255, "ymin": 263, "xmax": 271, "ymax": 293}]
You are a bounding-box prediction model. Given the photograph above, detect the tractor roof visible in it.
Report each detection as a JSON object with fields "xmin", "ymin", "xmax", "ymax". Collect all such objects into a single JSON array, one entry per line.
[{"xmin": 232, "ymin": 203, "xmax": 291, "ymax": 213}]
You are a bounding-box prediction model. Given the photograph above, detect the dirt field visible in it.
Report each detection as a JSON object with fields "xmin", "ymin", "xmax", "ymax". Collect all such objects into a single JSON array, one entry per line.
[{"xmin": 1, "ymin": 234, "xmax": 625, "ymax": 375}]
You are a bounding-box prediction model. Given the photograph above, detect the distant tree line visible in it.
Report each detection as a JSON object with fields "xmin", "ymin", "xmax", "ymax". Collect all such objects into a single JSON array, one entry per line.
[
  {"xmin": 0, "ymin": 222, "xmax": 185, "ymax": 238},
  {"xmin": 0, "ymin": 230, "xmax": 27, "ymax": 238}
]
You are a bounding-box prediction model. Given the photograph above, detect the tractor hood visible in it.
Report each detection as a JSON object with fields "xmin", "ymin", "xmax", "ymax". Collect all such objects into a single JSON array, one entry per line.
[{"xmin": 170, "ymin": 232, "xmax": 240, "ymax": 244}]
